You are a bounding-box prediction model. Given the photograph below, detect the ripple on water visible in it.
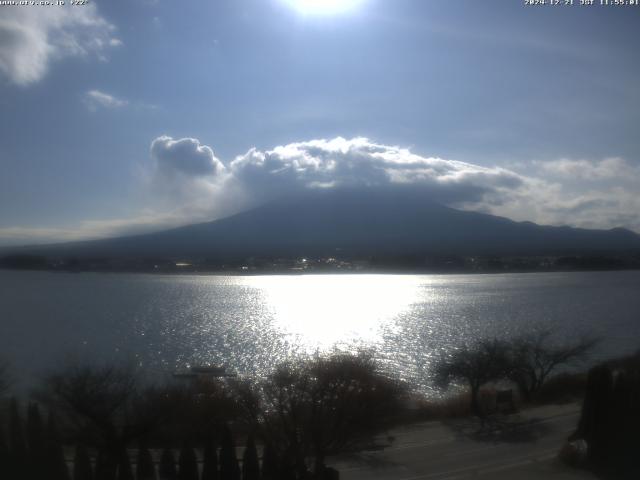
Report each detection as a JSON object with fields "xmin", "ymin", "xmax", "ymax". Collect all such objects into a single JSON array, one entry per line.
[{"xmin": 1, "ymin": 270, "xmax": 639, "ymax": 395}]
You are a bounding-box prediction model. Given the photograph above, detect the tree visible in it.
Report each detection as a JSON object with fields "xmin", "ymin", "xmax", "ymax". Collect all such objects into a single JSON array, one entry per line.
[
  {"xmin": 260, "ymin": 443, "xmax": 279, "ymax": 480},
  {"xmin": 46, "ymin": 412, "xmax": 70, "ymax": 480},
  {"xmin": 306, "ymin": 352, "xmax": 406, "ymax": 470},
  {"xmin": 573, "ymin": 352, "xmax": 640, "ymax": 478},
  {"xmin": 0, "ymin": 359, "xmax": 10, "ymax": 397},
  {"xmin": 136, "ymin": 444, "xmax": 156, "ymax": 480},
  {"xmin": 434, "ymin": 339, "xmax": 510, "ymax": 416},
  {"xmin": 134, "ymin": 377, "xmax": 240, "ymax": 446},
  {"xmin": 0, "ymin": 434, "xmax": 11, "ymax": 480},
  {"xmin": 95, "ymin": 448, "xmax": 117, "ymax": 480},
  {"xmin": 201, "ymin": 440, "xmax": 219, "ymax": 480},
  {"xmin": 241, "ymin": 435, "xmax": 260, "ymax": 480},
  {"xmin": 159, "ymin": 448, "xmax": 178, "ymax": 480},
  {"xmin": 74, "ymin": 444, "xmax": 94, "ymax": 480},
  {"xmin": 9, "ymin": 398, "xmax": 28, "ymax": 477},
  {"xmin": 235, "ymin": 351, "xmax": 407, "ymax": 474},
  {"xmin": 278, "ymin": 449, "xmax": 296, "ymax": 480},
  {"xmin": 116, "ymin": 449, "xmax": 134, "ymax": 480},
  {"xmin": 38, "ymin": 363, "xmax": 137, "ymax": 451},
  {"xmin": 178, "ymin": 444, "xmax": 198, "ymax": 480},
  {"xmin": 507, "ymin": 330, "xmax": 598, "ymax": 401},
  {"xmin": 27, "ymin": 403, "xmax": 47, "ymax": 479},
  {"xmin": 219, "ymin": 424, "xmax": 240, "ymax": 480},
  {"xmin": 37, "ymin": 362, "xmax": 169, "ymax": 468}
]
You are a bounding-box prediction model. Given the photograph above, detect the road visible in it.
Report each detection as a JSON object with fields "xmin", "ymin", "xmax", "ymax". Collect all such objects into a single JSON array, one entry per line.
[{"xmin": 330, "ymin": 403, "xmax": 595, "ymax": 480}]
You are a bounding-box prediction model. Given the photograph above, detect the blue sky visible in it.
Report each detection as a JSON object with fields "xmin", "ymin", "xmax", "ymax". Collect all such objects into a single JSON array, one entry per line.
[{"xmin": 0, "ymin": 0, "xmax": 639, "ymax": 244}]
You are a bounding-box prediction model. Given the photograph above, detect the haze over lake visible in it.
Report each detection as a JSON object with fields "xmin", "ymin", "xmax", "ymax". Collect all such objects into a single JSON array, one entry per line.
[{"xmin": 1, "ymin": 270, "xmax": 639, "ymax": 395}]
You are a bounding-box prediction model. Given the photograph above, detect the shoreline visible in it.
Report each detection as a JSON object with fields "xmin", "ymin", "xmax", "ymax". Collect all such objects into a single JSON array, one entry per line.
[{"xmin": 2, "ymin": 265, "xmax": 640, "ymax": 277}]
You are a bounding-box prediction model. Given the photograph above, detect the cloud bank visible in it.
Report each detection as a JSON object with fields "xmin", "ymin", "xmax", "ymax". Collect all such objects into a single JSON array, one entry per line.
[
  {"xmin": 536, "ymin": 157, "xmax": 639, "ymax": 181},
  {"xmin": 225, "ymin": 137, "xmax": 525, "ymax": 206},
  {"xmin": 0, "ymin": 4, "xmax": 120, "ymax": 86},
  {"xmin": 1, "ymin": 136, "xmax": 638, "ymax": 245},
  {"xmin": 142, "ymin": 136, "xmax": 640, "ymax": 234}
]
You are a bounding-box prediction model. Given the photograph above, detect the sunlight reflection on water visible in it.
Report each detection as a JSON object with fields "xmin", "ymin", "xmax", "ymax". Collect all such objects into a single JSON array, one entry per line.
[
  {"xmin": 1, "ymin": 270, "xmax": 639, "ymax": 396},
  {"xmin": 247, "ymin": 274, "xmax": 422, "ymax": 348}
]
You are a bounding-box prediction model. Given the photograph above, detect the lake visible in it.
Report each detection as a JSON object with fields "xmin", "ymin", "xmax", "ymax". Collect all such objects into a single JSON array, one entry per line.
[{"xmin": 1, "ymin": 270, "xmax": 639, "ymax": 395}]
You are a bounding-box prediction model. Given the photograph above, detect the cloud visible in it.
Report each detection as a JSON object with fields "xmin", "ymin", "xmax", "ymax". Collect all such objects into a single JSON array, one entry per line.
[
  {"xmin": 151, "ymin": 136, "xmax": 226, "ymax": 177},
  {"xmin": 1, "ymin": 137, "xmax": 639, "ymax": 246},
  {"xmin": 143, "ymin": 137, "xmax": 640, "ymax": 235},
  {"xmin": 0, "ymin": 4, "xmax": 120, "ymax": 86},
  {"xmin": 536, "ymin": 157, "xmax": 639, "ymax": 181},
  {"xmin": 143, "ymin": 136, "xmax": 531, "ymax": 228},
  {"xmin": 83, "ymin": 89, "xmax": 128, "ymax": 111},
  {"xmin": 83, "ymin": 89, "xmax": 160, "ymax": 112},
  {"xmin": 228, "ymin": 137, "xmax": 525, "ymax": 206},
  {"xmin": 0, "ymin": 209, "xmax": 209, "ymax": 246},
  {"xmin": 145, "ymin": 136, "xmax": 232, "ymax": 223},
  {"xmin": 506, "ymin": 157, "xmax": 640, "ymax": 231}
]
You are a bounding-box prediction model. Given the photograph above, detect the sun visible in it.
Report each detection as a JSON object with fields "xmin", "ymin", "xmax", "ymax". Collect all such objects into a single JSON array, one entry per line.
[{"xmin": 283, "ymin": 0, "xmax": 365, "ymax": 16}]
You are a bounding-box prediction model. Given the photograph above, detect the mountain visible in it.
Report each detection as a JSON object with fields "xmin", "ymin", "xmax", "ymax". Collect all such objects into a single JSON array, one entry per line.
[{"xmin": 5, "ymin": 190, "xmax": 640, "ymax": 260}]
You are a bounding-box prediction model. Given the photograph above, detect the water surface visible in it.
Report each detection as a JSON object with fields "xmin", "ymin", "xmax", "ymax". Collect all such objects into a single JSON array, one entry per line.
[{"xmin": 1, "ymin": 270, "xmax": 639, "ymax": 394}]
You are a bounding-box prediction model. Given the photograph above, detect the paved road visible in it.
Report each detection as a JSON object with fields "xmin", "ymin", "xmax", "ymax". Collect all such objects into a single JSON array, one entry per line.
[{"xmin": 330, "ymin": 404, "xmax": 595, "ymax": 480}]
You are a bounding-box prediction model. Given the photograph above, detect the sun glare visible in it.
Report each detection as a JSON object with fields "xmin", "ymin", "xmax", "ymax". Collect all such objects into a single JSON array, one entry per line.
[
  {"xmin": 283, "ymin": 0, "xmax": 365, "ymax": 16},
  {"xmin": 248, "ymin": 275, "xmax": 420, "ymax": 349}
]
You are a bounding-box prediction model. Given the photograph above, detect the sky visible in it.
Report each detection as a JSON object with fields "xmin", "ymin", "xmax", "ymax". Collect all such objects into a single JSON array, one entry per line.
[{"xmin": 0, "ymin": 0, "xmax": 639, "ymax": 245}]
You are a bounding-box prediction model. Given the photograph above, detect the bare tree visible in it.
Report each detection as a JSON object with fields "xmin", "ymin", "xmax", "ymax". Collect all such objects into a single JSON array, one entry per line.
[
  {"xmin": 434, "ymin": 339, "xmax": 511, "ymax": 416},
  {"xmin": 305, "ymin": 352, "xmax": 406, "ymax": 466},
  {"xmin": 507, "ymin": 329, "xmax": 598, "ymax": 401},
  {"xmin": 36, "ymin": 362, "xmax": 167, "ymax": 473},
  {"xmin": 38, "ymin": 363, "xmax": 137, "ymax": 435},
  {"xmin": 235, "ymin": 351, "xmax": 407, "ymax": 476}
]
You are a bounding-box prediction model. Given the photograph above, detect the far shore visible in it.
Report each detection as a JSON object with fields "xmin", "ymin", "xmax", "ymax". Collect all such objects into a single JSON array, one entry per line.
[{"xmin": 2, "ymin": 264, "xmax": 640, "ymax": 277}]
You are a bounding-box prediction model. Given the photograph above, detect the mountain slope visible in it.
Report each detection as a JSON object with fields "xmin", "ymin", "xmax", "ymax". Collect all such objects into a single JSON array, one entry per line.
[{"xmin": 8, "ymin": 190, "xmax": 640, "ymax": 259}]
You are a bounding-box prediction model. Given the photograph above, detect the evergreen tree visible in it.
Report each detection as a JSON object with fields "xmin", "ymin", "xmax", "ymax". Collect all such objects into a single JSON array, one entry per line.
[
  {"xmin": 46, "ymin": 412, "xmax": 70, "ymax": 480},
  {"xmin": 159, "ymin": 448, "xmax": 178, "ymax": 480},
  {"xmin": 178, "ymin": 444, "xmax": 199, "ymax": 480},
  {"xmin": 136, "ymin": 444, "xmax": 156, "ymax": 480},
  {"xmin": 241, "ymin": 436, "xmax": 259, "ymax": 480},
  {"xmin": 9, "ymin": 398, "xmax": 28, "ymax": 477},
  {"xmin": 278, "ymin": 449, "xmax": 295, "ymax": 480},
  {"xmin": 116, "ymin": 448, "xmax": 134, "ymax": 480},
  {"xmin": 260, "ymin": 444, "xmax": 279, "ymax": 480},
  {"xmin": 201, "ymin": 440, "xmax": 218, "ymax": 480},
  {"xmin": 27, "ymin": 403, "xmax": 46, "ymax": 479},
  {"xmin": 95, "ymin": 449, "xmax": 117, "ymax": 480},
  {"xmin": 219, "ymin": 425, "xmax": 240, "ymax": 480},
  {"xmin": 73, "ymin": 444, "xmax": 94, "ymax": 480},
  {"xmin": 0, "ymin": 432, "xmax": 13, "ymax": 480},
  {"xmin": 581, "ymin": 365, "xmax": 614, "ymax": 466}
]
